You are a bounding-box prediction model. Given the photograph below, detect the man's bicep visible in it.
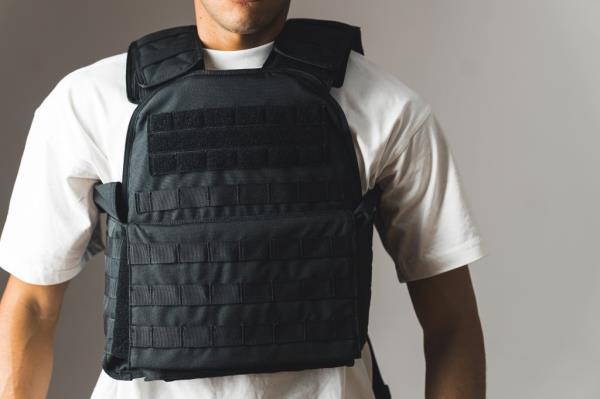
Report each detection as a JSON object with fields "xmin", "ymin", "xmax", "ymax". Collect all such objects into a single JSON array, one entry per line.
[
  {"xmin": 1, "ymin": 274, "xmax": 69, "ymax": 321},
  {"xmin": 407, "ymin": 265, "xmax": 481, "ymax": 333}
]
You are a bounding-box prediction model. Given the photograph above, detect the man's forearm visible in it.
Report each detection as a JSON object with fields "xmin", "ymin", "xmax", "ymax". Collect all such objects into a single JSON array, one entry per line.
[
  {"xmin": 0, "ymin": 277, "xmax": 65, "ymax": 399},
  {"xmin": 423, "ymin": 325, "xmax": 486, "ymax": 399}
]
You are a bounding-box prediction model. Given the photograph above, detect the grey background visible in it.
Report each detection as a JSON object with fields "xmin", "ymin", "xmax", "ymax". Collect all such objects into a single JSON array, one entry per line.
[{"xmin": 0, "ymin": 0, "xmax": 598, "ymax": 398}]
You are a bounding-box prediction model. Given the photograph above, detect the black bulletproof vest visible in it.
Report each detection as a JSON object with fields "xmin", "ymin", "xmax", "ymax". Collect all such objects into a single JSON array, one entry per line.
[{"xmin": 93, "ymin": 19, "xmax": 387, "ymax": 393}]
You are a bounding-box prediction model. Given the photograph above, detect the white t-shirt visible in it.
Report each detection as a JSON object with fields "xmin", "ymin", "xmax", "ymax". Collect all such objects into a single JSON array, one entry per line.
[{"xmin": 0, "ymin": 40, "xmax": 486, "ymax": 399}]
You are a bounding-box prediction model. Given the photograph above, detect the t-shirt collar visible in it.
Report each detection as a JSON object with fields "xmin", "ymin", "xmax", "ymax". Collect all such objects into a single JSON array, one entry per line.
[{"xmin": 202, "ymin": 41, "xmax": 274, "ymax": 71}]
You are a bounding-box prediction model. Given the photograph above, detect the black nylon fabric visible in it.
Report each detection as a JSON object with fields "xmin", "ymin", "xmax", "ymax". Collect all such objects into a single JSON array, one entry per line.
[
  {"xmin": 101, "ymin": 215, "xmax": 130, "ymax": 378},
  {"xmin": 94, "ymin": 18, "xmax": 388, "ymax": 387}
]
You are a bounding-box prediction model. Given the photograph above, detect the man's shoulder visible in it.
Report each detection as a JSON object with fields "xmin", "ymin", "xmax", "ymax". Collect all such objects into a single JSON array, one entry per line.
[
  {"xmin": 340, "ymin": 51, "xmax": 433, "ymax": 142},
  {"xmin": 62, "ymin": 52, "xmax": 127, "ymax": 87},
  {"xmin": 45, "ymin": 53, "xmax": 127, "ymax": 103},
  {"xmin": 345, "ymin": 51, "xmax": 422, "ymax": 98},
  {"xmin": 37, "ymin": 53, "xmax": 130, "ymax": 117}
]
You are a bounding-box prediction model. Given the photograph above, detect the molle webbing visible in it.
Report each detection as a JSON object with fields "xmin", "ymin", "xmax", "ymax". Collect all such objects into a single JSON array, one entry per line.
[
  {"xmin": 106, "ymin": 234, "xmax": 351, "ymax": 264},
  {"xmin": 128, "ymin": 277, "xmax": 354, "ymax": 306},
  {"xmin": 130, "ymin": 318, "xmax": 356, "ymax": 349},
  {"xmin": 101, "ymin": 217, "xmax": 130, "ymax": 364},
  {"xmin": 133, "ymin": 180, "xmax": 348, "ymax": 213}
]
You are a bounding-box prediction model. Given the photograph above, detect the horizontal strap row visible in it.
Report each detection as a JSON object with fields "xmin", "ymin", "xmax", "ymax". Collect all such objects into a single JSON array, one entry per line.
[
  {"xmin": 135, "ymin": 180, "xmax": 346, "ymax": 213},
  {"xmin": 104, "ymin": 316, "xmax": 114, "ymax": 337},
  {"xmin": 103, "ymin": 296, "xmax": 117, "ymax": 320},
  {"xmin": 105, "ymin": 275, "xmax": 119, "ymax": 299},
  {"xmin": 127, "ymin": 235, "xmax": 352, "ymax": 265},
  {"xmin": 131, "ymin": 318, "xmax": 356, "ymax": 348},
  {"xmin": 148, "ymin": 125, "xmax": 325, "ymax": 153},
  {"xmin": 149, "ymin": 103, "xmax": 325, "ymax": 132},
  {"xmin": 105, "ymin": 236, "xmax": 124, "ymax": 259},
  {"xmin": 104, "ymin": 256, "xmax": 122, "ymax": 278},
  {"xmin": 130, "ymin": 277, "xmax": 355, "ymax": 306},
  {"xmin": 149, "ymin": 145, "xmax": 327, "ymax": 175}
]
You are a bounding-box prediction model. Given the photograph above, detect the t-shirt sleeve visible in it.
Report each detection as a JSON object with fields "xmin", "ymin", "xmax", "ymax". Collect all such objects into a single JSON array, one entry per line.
[
  {"xmin": 374, "ymin": 112, "xmax": 487, "ymax": 282},
  {"xmin": 0, "ymin": 75, "xmax": 105, "ymax": 285}
]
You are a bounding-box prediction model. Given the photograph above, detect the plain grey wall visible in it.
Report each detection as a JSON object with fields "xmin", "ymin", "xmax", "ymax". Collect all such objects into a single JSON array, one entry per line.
[{"xmin": 0, "ymin": 1, "xmax": 598, "ymax": 398}]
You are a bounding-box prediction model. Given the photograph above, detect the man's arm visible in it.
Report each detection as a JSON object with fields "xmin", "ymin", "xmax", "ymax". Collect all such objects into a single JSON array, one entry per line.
[
  {"xmin": 0, "ymin": 275, "xmax": 68, "ymax": 399},
  {"xmin": 407, "ymin": 265, "xmax": 485, "ymax": 399}
]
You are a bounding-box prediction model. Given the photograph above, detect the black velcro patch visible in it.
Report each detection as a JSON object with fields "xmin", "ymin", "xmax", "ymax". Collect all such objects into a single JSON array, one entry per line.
[
  {"xmin": 235, "ymin": 106, "xmax": 265, "ymax": 125},
  {"xmin": 173, "ymin": 110, "xmax": 204, "ymax": 130},
  {"xmin": 204, "ymin": 108, "xmax": 235, "ymax": 126}
]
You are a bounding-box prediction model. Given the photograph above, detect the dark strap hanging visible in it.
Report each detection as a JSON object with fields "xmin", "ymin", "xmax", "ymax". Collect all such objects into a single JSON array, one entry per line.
[
  {"xmin": 125, "ymin": 19, "xmax": 363, "ymax": 103},
  {"xmin": 367, "ymin": 336, "xmax": 392, "ymax": 399},
  {"xmin": 93, "ymin": 181, "xmax": 124, "ymax": 222}
]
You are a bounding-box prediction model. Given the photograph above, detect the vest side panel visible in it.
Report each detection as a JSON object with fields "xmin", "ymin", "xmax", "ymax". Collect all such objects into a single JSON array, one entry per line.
[{"xmin": 101, "ymin": 215, "xmax": 133, "ymax": 379}]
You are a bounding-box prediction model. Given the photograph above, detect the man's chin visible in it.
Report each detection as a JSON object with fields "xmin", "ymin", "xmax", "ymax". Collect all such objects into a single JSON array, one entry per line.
[
  {"xmin": 230, "ymin": 0, "xmax": 262, "ymax": 4},
  {"xmin": 221, "ymin": 12, "xmax": 274, "ymax": 35}
]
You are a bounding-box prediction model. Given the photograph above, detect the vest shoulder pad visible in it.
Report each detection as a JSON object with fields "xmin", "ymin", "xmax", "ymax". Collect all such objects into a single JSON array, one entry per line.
[
  {"xmin": 126, "ymin": 25, "xmax": 203, "ymax": 103},
  {"xmin": 126, "ymin": 19, "xmax": 364, "ymax": 103},
  {"xmin": 273, "ymin": 19, "xmax": 363, "ymax": 88}
]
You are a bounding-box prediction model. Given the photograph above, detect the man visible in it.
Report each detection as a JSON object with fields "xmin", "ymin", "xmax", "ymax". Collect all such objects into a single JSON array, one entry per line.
[{"xmin": 0, "ymin": 0, "xmax": 487, "ymax": 398}]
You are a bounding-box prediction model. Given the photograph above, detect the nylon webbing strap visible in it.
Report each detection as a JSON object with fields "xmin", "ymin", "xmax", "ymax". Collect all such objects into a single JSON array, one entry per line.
[
  {"xmin": 131, "ymin": 318, "xmax": 356, "ymax": 348},
  {"xmin": 104, "ymin": 257, "xmax": 121, "ymax": 279},
  {"xmin": 367, "ymin": 336, "xmax": 392, "ymax": 399},
  {"xmin": 135, "ymin": 180, "xmax": 346, "ymax": 213},
  {"xmin": 129, "ymin": 277, "xmax": 354, "ymax": 306},
  {"xmin": 105, "ymin": 275, "xmax": 119, "ymax": 299},
  {"xmin": 104, "ymin": 296, "xmax": 117, "ymax": 320},
  {"xmin": 104, "ymin": 317, "xmax": 114, "ymax": 338},
  {"xmin": 105, "ymin": 237, "xmax": 124, "ymax": 259},
  {"xmin": 103, "ymin": 237, "xmax": 124, "ymax": 340},
  {"xmin": 93, "ymin": 182, "xmax": 123, "ymax": 221},
  {"xmin": 125, "ymin": 235, "xmax": 351, "ymax": 265}
]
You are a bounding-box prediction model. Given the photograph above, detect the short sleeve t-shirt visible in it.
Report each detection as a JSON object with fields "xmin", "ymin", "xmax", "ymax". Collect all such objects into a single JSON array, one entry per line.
[{"xmin": 0, "ymin": 40, "xmax": 487, "ymax": 399}]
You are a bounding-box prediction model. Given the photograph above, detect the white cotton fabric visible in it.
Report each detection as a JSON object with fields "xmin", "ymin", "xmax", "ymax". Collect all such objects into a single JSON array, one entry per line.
[{"xmin": 0, "ymin": 41, "xmax": 486, "ymax": 398}]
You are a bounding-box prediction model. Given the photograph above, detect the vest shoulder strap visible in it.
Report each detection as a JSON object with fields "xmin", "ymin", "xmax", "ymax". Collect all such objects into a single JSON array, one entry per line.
[
  {"xmin": 126, "ymin": 25, "xmax": 203, "ymax": 104},
  {"xmin": 125, "ymin": 19, "xmax": 363, "ymax": 103},
  {"xmin": 268, "ymin": 18, "xmax": 364, "ymax": 88}
]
